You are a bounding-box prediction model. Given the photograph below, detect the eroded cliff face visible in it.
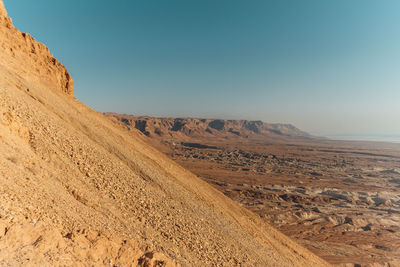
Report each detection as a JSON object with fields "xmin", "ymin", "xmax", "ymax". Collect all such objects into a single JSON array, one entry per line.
[
  {"xmin": 0, "ymin": 0, "xmax": 73, "ymax": 96},
  {"xmin": 106, "ymin": 113, "xmax": 312, "ymax": 142}
]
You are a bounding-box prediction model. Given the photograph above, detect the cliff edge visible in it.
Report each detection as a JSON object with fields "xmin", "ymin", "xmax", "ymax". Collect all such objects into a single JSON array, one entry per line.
[{"xmin": 0, "ymin": 0, "xmax": 73, "ymax": 95}]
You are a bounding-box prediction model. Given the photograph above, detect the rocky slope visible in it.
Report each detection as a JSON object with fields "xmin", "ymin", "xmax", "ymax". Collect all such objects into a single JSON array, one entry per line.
[
  {"xmin": 105, "ymin": 114, "xmax": 312, "ymax": 142},
  {"xmin": 0, "ymin": 1, "xmax": 328, "ymax": 266}
]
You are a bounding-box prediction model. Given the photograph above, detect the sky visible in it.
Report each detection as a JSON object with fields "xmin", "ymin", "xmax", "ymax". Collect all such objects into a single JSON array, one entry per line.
[{"xmin": 4, "ymin": 0, "xmax": 400, "ymax": 136}]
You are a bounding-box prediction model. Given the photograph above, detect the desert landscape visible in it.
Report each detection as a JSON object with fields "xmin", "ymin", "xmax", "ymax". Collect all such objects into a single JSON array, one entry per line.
[
  {"xmin": 0, "ymin": 1, "xmax": 331, "ymax": 266},
  {"xmin": 106, "ymin": 114, "xmax": 400, "ymax": 266},
  {"xmin": 1, "ymin": 0, "xmax": 399, "ymax": 266}
]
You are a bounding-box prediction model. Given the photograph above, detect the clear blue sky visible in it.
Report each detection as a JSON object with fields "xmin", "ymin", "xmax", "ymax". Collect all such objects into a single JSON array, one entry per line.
[{"xmin": 5, "ymin": 0, "xmax": 400, "ymax": 136}]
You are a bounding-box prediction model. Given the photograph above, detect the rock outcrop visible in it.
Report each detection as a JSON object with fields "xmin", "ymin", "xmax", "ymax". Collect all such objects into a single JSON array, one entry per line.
[
  {"xmin": 0, "ymin": 1, "xmax": 6, "ymax": 17},
  {"xmin": 0, "ymin": 0, "xmax": 73, "ymax": 95}
]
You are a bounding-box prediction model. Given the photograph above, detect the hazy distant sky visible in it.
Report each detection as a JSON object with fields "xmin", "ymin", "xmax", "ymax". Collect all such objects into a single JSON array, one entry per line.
[{"xmin": 5, "ymin": 0, "xmax": 400, "ymax": 136}]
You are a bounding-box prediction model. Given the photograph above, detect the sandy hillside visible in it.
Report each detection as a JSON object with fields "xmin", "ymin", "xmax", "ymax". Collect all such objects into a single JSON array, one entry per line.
[{"xmin": 0, "ymin": 1, "xmax": 329, "ymax": 266}]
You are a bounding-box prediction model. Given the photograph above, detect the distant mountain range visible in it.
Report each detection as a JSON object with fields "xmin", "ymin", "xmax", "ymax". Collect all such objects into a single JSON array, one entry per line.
[{"xmin": 105, "ymin": 113, "xmax": 312, "ymax": 141}]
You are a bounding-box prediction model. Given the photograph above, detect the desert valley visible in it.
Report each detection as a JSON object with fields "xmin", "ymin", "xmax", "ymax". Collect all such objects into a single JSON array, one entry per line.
[{"xmin": 106, "ymin": 114, "xmax": 400, "ymax": 266}]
